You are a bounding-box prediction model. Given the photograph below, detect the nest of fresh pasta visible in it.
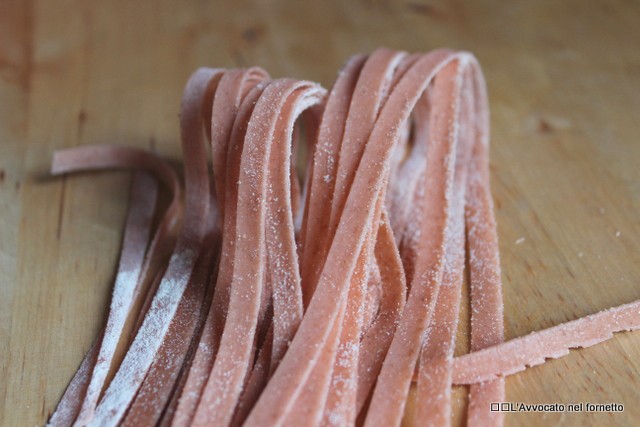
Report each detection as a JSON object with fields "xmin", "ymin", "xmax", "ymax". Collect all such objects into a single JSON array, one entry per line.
[{"xmin": 47, "ymin": 49, "xmax": 640, "ymax": 427}]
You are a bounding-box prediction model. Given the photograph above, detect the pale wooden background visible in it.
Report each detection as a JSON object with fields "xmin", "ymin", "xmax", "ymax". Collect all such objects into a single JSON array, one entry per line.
[{"xmin": 1, "ymin": 1, "xmax": 639, "ymax": 426}]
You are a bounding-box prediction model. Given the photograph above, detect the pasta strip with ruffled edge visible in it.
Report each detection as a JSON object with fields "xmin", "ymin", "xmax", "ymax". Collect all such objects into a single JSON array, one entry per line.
[{"xmin": 450, "ymin": 299, "xmax": 640, "ymax": 385}]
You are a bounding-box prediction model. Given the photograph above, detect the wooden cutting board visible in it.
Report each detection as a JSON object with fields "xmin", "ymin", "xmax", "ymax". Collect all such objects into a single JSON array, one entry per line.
[{"xmin": 1, "ymin": 1, "xmax": 638, "ymax": 426}]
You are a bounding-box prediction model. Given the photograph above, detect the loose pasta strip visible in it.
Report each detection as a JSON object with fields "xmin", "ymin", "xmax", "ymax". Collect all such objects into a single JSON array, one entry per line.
[
  {"xmin": 451, "ymin": 299, "xmax": 640, "ymax": 385},
  {"xmin": 76, "ymin": 172, "xmax": 157, "ymax": 426},
  {"xmin": 47, "ymin": 146, "xmax": 180, "ymax": 427}
]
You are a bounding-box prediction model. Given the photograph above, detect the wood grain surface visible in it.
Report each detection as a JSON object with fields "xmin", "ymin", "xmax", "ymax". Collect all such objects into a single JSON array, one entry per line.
[{"xmin": 1, "ymin": 1, "xmax": 639, "ymax": 426}]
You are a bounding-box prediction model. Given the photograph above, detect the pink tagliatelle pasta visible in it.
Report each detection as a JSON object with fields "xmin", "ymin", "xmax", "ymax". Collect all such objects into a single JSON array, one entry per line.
[{"xmin": 46, "ymin": 48, "xmax": 640, "ymax": 427}]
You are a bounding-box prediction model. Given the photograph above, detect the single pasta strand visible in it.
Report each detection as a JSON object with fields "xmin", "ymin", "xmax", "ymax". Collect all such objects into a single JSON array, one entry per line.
[
  {"xmin": 465, "ymin": 61, "xmax": 505, "ymax": 427},
  {"xmin": 451, "ymin": 299, "xmax": 640, "ymax": 385}
]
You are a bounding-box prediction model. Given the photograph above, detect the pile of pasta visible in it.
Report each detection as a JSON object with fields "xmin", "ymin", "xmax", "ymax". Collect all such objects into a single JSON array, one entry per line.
[{"xmin": 47, "ymin": 49, "xmax": 640, "ymax": 427}]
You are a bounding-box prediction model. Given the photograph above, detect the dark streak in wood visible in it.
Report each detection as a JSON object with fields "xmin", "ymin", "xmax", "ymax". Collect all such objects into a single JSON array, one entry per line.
[
  {"xmin": 22, "ymin": 0, "xmax": 34, "ymax": 93},
  {"xmin": 494, "ymin": 196, "xmax": 502, "ymax": 209},
  {"xmin": 56, "ymin": 177, "xmax": 67, "ymax": 240},
  {"xmin": 78, "ymin": 109, "xmax": 87, "ymax": 124},
  {"xmin": 76, "ymin": 109, "xmax": 87, "ymax": 140},
  {"xmin": 538, "ymin": 117, "xmax": 553, "ymax": 133},
  {"xmin": 564, "ymin": 264, "xmax": 576, "ymax": 279},
  {"xmin": 21, "ymin": 352, "xmax": 26, "ymax": 377},
  {"xmin": 230, "ymin": 47, "xmax": 247, "ymax": 67},
  {"xmin": 524, "ymin": 259, "xmax": 535, "ymax": 276},
  {"xmin": 530, "ymin": 209, "xmax": 553, "ymax": 241},
  {"xmin": 406, "ymin": 2, "xmax": 438, "ymax": 17},
  {"xmin": 241, "ymin": 27, "xmax": 264, "ymax": 44}
]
